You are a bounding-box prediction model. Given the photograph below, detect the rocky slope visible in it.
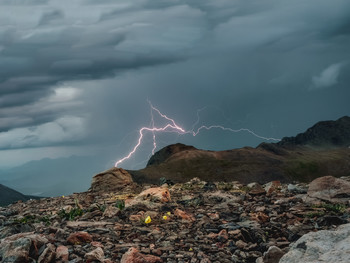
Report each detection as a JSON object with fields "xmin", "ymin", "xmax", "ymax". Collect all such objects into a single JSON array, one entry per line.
[
  {"xmin": 130, "ymin": 116, "xmax": 350, "ymax": 184},
  {"xmin": 1, "ymin": 169, "xmax": 349, "ymax": 263}
]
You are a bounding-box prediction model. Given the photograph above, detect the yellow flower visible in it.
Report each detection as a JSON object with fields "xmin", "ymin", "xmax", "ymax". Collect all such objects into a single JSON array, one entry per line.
[
  {"xmin": 166, "ymin": 212, "xmax": 171, "ymax": 216},
  {"xmin": 145, "ymin": 216, "xmax": 151, "ymax": 224},
  {"xmin": 163, "ymin": 215, "xmax": 168, "ymax": 220},
  {"xmin": 189, "ymin": 248, "xmax": 193, "ymax": 251},
  {"xmin": 62, "ymin": 195, "xmax": 65, "ymax": 198}
]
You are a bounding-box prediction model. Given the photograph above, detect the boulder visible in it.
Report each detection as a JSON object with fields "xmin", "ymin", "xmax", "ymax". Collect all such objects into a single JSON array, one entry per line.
[
  {"xmin": 121, "ymin": 247, "xmax": 163, "ymax": 263},
  {"xmin": 91, "ymin": 168, "xmax": 133, "ymax": 192},
  {"xmin": 307, "ymin": 176, "xmax": 350, "ymax": 203},
  {"xmin": 136, "ymin": 187, "xmax": 171, "ymax": 203},
  {"xmin": 279, "ymin": 223, "xmax": 350, "ymax": 263},
  {"xmin": 0, "ymin": 232, "xmax": 48, "ymax": 262}
]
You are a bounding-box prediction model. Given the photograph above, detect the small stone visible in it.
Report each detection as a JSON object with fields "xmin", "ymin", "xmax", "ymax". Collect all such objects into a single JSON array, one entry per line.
[
  {"xmin": 85, "ymin": 247, "xmax": 105, "ymax": 262},
  {"xmin": 235, "ymin": 240, "xmax": 248, "ymax": 249},
  {"xmin": 67, "ymin": 232, "xmax": 92, "ymax": 245},
  {"xmin": 56, "ymin": 245, "xmax": 69, "ymax": 261},
  {"xmin": 174, "ymin": 209, "xmax": 195, "ymax": 222},
  {"xmin": 262, "ymin": 246, "xmax": 284, "ymax": 263},
  {"xmin": 102, "ymin": 205, "xmax": 121, "ymax": 218},
  {"xmin": 247, "ymin": 183, "xmax": 266, "ymax": 195}
]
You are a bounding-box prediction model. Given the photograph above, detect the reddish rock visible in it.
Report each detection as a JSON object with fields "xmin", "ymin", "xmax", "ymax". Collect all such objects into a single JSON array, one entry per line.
[
  {"xmin": 137, "ymin": 187, "xmax": 171, "ymax": 202},
  {"xmin": 174, "ymin": 208, "xmax": 195, "ymax": 222},
  {"xmin": 265, "ymin": 181, "xmax": 281, "ymax": 195},
  {"xmin": 121, "ymin": 247, "xmax": 163, "ymax": 263},
  {"xmin": 91, "ymin": 168, "xmax": 133, "ymax": 192},
  {"xmin": 67, "ymin": 231, "xmax": 92, "ymax": 245},
  {"xmin": 307, "ymin": 176, "xmax": 350, "ymax": 203},
  {"xmin": 218, "ymin": 229, "xmax": 228, "ymax": 241},
  {"xmin": 251, "ymin": 212, "xmax": 270, "ymax": 223},
  {"xmin": 56, "ymin": 245, "xmax": 69, "ymax": 261}
]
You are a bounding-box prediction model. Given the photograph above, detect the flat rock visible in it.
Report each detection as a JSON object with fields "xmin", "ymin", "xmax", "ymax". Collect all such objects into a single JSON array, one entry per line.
[
  {"xmin": 280, "ymin": 223, "xmax": 350, "ymax": 263},
  {"xmin": 307, "ymin": 176, "xmax": 350, "ymax": 203},
  {"xmin": 121, "ymin": 247, "xmax": 163, "ymax": 263}
]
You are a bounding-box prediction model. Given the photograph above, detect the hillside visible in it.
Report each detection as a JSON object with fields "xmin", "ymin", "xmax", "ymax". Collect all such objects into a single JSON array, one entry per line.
[
  {"xmin": 278, "ymin": 116, "xmax": 350, "ymax": 147},
  {"xmin": 129, "ymin": 116, "xmax": 350, "ymax": 184},
  {"xmin": 0, "ymin": 184, "xmax": 29, "ymax": 206}
]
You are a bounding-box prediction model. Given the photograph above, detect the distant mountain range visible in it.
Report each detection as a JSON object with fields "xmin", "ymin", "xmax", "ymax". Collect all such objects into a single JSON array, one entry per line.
[
  {"xmin": 0, "ymin": 155, "xmax": 107, "ymax": 197},
  {"xmin": 0, "ymin": 184, "xmax": 41, "ymax": 206},
  {"xmin": 129, "ymin": 116, "xmax": 350, "ymax": 184}
]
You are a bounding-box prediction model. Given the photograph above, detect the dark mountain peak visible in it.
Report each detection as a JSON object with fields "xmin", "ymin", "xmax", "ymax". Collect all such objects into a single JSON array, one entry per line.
[
  {"xmin": 0, "ymin": 184, "xmax": 28, "ymax": 206},
  {"xmin": 278, "ymin": 116, "xmax": 350, "ymax": 147},
  {"xmin": 147, "ymin": 143, "xmax": 197, "ymax": 167}
]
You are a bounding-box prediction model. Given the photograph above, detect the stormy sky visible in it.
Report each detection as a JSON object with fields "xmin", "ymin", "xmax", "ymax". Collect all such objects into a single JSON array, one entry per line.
[{"xmin": 1, "ymin": 0, "xmax": 350, "ymax": 171}]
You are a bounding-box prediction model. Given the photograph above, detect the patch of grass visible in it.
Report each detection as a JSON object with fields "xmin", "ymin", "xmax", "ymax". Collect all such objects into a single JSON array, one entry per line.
[
  {"xmin": 305, "ymin": 203, "xmax": 347, "ymax": 218},
  {"xmin": 312, "ymin": 203, "xmax": 346, "ymax": 213},
  {"xmin": 14, "ymin": 214, "xmax": 51, "ymax": 226},
  {"xmin": 115, "ymin": 199, "xmax": 125, "ymax": 211},
  {"xmin": 284, "ymin": 160, "xmax": 321, "ymax": 181},
  {"xmin": 305, "ymin": 211, "xmax": 325, "ymax": 218},
  {"xmin": 58, "ymin": 207, "xmax": 83, "ymax": 221},
  {"xmin": 239, "ymin": 186, "xmax": 250, "ymax": 193}
]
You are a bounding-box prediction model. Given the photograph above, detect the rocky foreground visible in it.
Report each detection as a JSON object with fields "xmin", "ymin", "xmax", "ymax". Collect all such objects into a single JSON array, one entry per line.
[{"xmin": 1, "ymin": 169, "xmax": 350, "ymax": 263}]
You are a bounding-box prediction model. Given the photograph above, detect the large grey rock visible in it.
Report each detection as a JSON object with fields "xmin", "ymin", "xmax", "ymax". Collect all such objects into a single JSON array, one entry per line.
[
  {"xmin": 279, "ymin": 223, "xmax": 350, "ymax": 263},
  {"xmin": 91, "ymin": 167, "xmax": 133, "ymax": 192},
  {"xmin": 307, "ymin": 176, "xmax": 350, "ymax": 204},
  {"xmin": 0, "ymin": 232, "xmax": 48, "ymax": 262}
]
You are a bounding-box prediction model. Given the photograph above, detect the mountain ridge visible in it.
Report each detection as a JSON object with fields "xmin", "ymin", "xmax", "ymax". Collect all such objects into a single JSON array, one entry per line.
[{"xmin": 129, "ymin": 116, "xmax": 350, "ymax": 184}]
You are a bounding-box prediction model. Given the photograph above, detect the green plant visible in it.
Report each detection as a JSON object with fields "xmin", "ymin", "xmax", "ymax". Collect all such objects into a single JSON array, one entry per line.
[
  {"xmin": 306, "ymin": 211, "xmax": 325, "ymax": 218},
  {"xmin": 14, "ymin": 214, "xmax": 51, "ymax": 226},
  {"xmin": 58, "ymin": 207, "xmax": 83, "ymax": 221},
  {"xmin": 115, "ymin": 199, "xmax": 125, "ymax": 210},
  {"xmin": 97, "ymin": 202, "xmax": 106, "ymax": 212},
  {"xmin": 312, "ymin": 203, "xmax": 346, "ymax": 213}
]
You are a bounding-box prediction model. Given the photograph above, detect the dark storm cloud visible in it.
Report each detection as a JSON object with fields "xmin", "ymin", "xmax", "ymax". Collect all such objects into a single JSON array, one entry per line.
[
  {"xmin": 0, "ymin": 0, "xmax": 200, "ymax": 136},
  {"xmin": 0, "ymin": 0, "xmax": 350, "ymax": 153}
]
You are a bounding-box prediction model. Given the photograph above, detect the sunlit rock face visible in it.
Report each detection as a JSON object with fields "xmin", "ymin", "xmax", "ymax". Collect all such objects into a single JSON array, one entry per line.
[{"xmin": 90, "ymin": 168, "xmax": 134, "ymax": 192}]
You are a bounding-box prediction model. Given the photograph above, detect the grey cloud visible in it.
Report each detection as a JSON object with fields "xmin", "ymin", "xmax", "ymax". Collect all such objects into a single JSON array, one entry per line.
[
  {"xmin": 312, "ymin": 62, "xmax": 345, "ymax": 89},
  {"xmin": 0, "ymin": 0, "xmax": 49, "ymax": 5},
  {"xmin": 38, "ymin": 10, "xmax": 64, "ymax": 26}
]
